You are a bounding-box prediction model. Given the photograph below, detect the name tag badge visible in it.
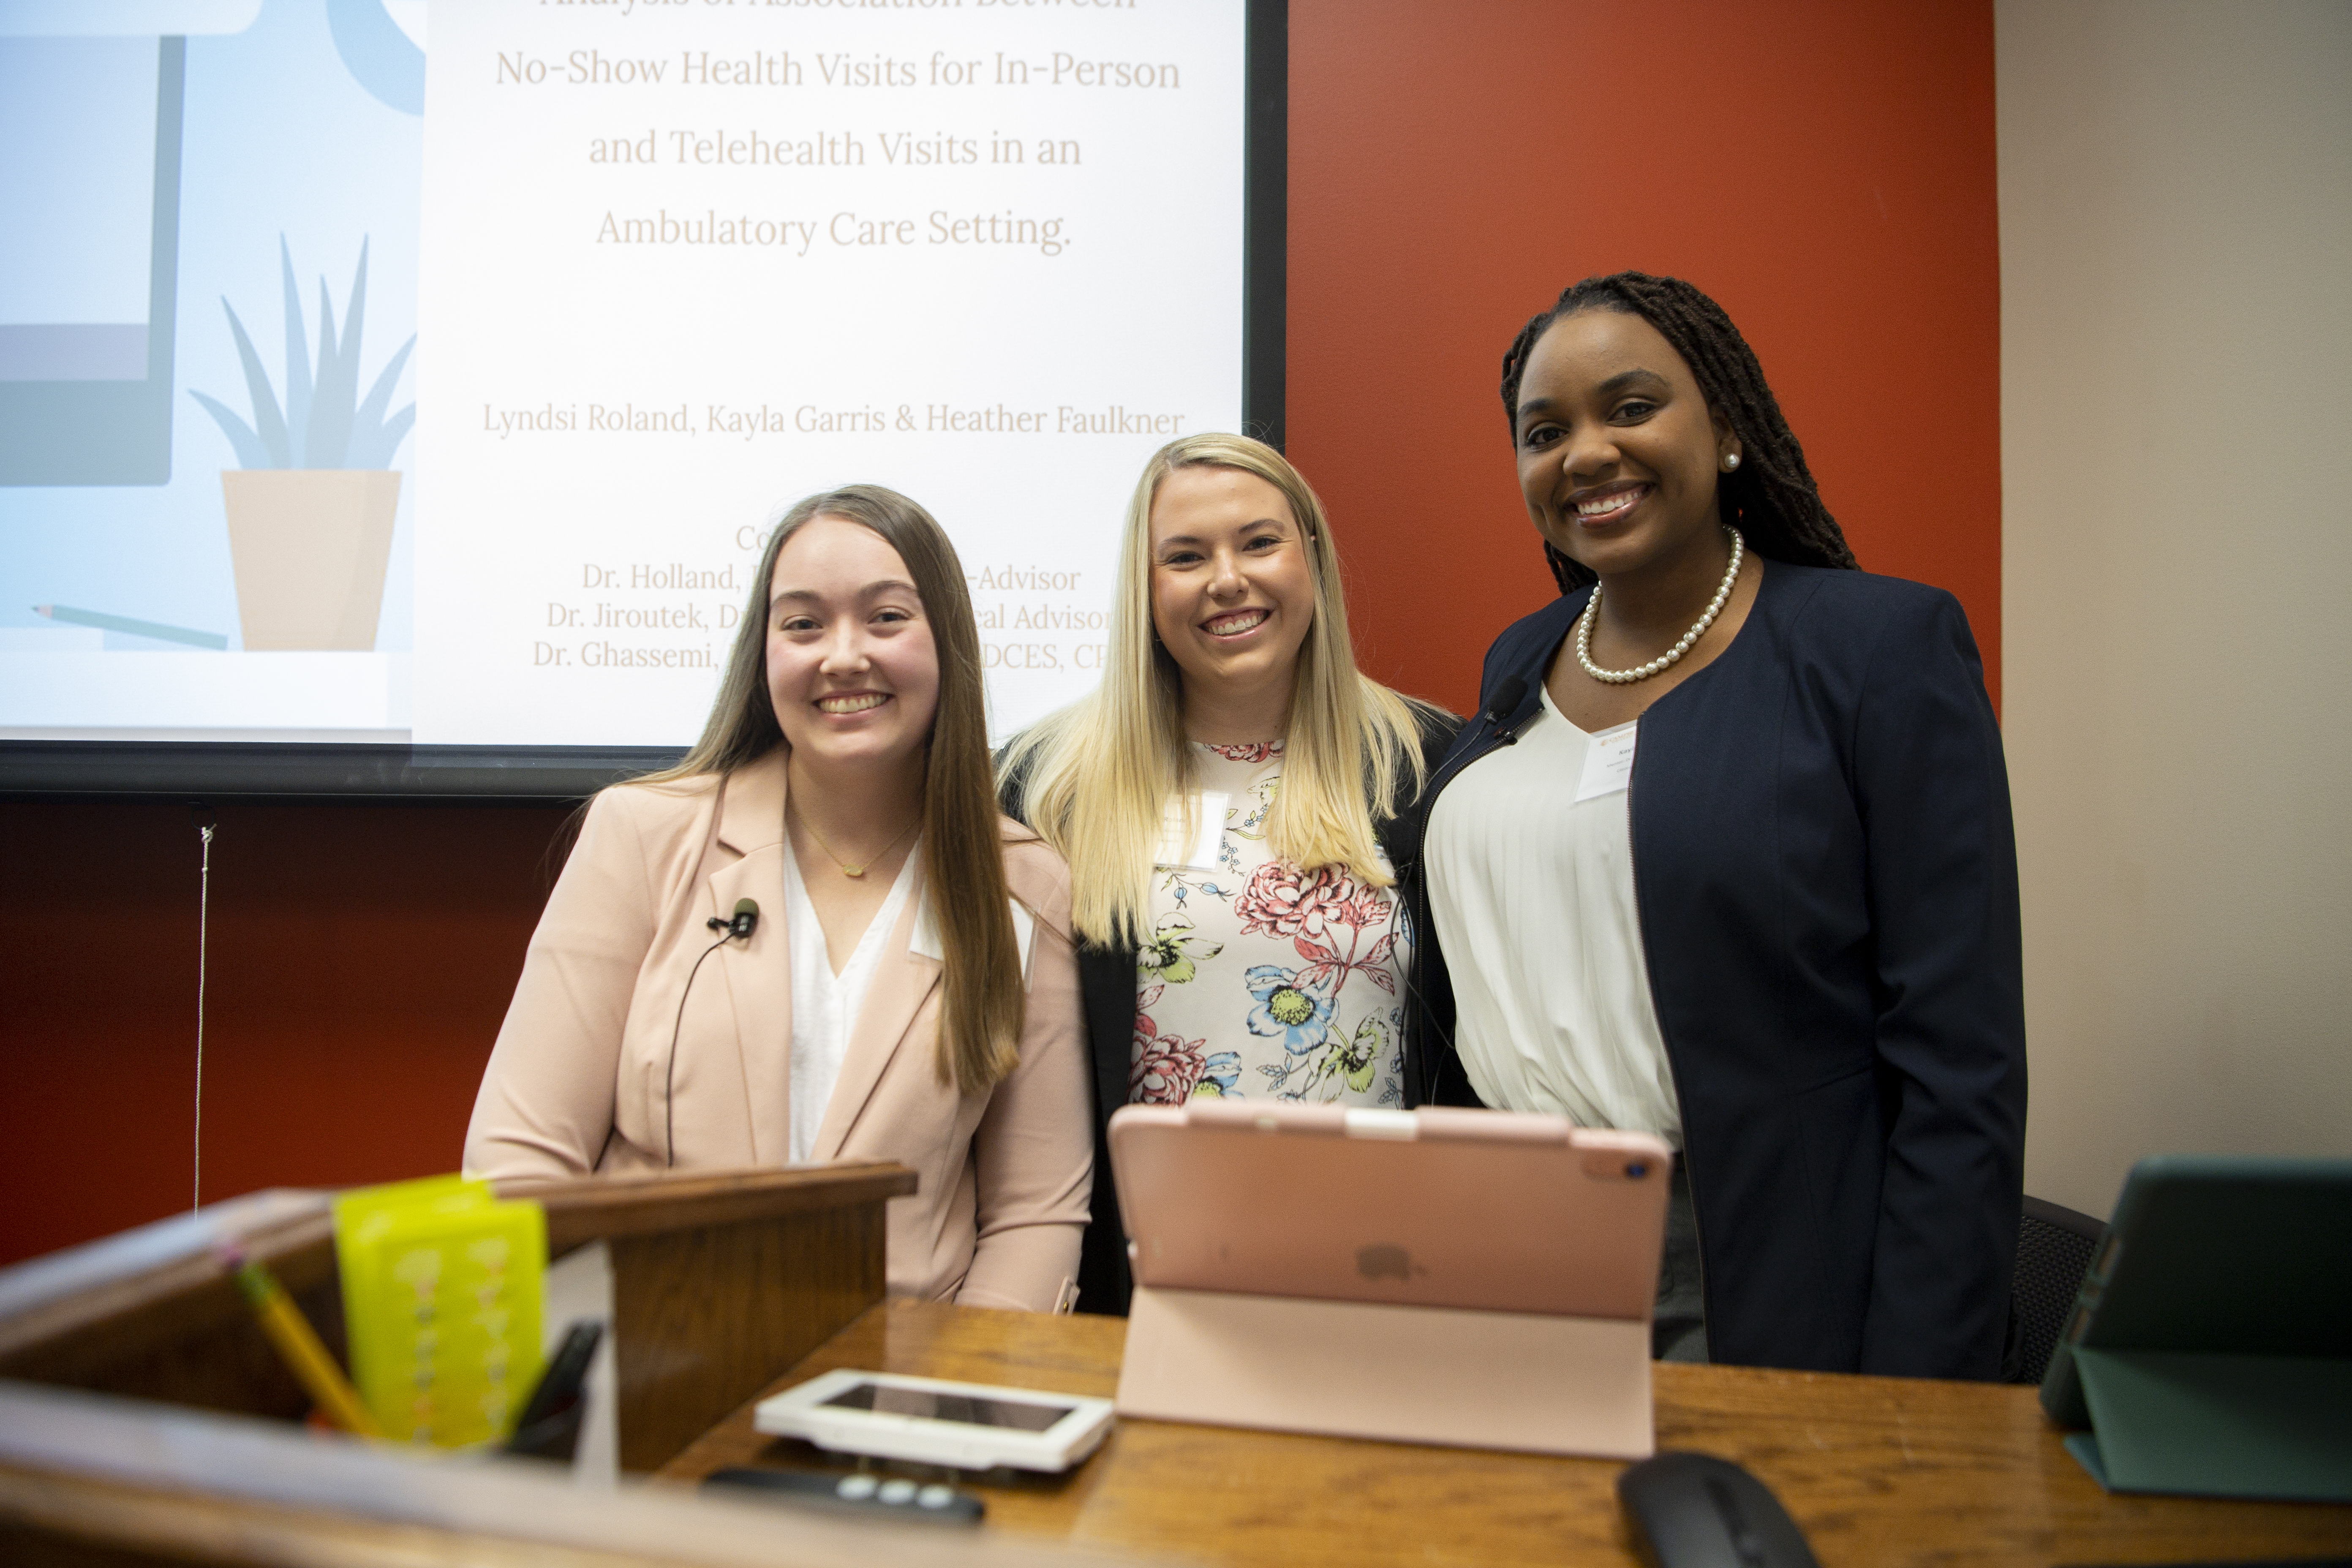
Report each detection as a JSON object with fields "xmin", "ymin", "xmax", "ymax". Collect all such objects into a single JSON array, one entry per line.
[
  {"xmin": 1573, "ymin": 723, "xmax": 1639, "ymax": 804},
  {"xmin": 1155, "ymin": 791, "xmax": 1229, "ymax": 871}
]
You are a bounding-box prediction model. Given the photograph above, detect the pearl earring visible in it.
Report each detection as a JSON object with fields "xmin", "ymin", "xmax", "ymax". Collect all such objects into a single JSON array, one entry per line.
[{"xmin": 1721, "ymin": 452, "xmax": 1742, "ymax": 472}]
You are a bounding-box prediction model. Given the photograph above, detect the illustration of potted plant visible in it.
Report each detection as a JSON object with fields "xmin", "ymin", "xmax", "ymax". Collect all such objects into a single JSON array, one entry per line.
[{"xmin": 190, "ymin": 238, "xmax": 414, "ymax": 651}]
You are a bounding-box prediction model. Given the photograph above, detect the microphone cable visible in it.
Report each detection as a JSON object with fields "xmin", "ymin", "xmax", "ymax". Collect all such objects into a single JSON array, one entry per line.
[
  {"xmin": 1384, "ymin": 678, "xmax": 1525, "ymax": 1105},
  {"xmin": 1382, "ymin": 865, "xmax": 1465, "ymax": 1108},
  {"xmin": 192, "ymin": 805, "xmax": 215, "ymax": 1213},
  {"xmin": 664, "ymin": 898, "xmax": 760, "ymax": 1167}
]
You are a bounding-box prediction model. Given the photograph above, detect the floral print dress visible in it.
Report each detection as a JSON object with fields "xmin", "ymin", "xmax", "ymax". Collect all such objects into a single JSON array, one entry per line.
[{"xmin": 1130, "ymin": 742, "xmax": 1408, "ymax": 1108}]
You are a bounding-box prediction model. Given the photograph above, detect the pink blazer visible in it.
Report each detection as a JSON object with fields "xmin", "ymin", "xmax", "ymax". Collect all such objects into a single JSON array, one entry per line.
[{"xmin": 463, "ymin": 749, "xmax": 1092, "ymax": 1312}]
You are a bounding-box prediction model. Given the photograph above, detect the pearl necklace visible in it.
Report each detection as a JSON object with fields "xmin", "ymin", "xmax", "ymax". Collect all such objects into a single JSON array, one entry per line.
[{"xmin": 1574, "ymin": 527, "xmax": 1744, "ymax": 685}]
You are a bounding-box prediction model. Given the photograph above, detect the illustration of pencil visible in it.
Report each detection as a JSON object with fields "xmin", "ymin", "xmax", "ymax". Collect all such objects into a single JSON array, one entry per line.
[{"xmin": 34, "ymin": 604, "xmax": 228, "ymax": 650}]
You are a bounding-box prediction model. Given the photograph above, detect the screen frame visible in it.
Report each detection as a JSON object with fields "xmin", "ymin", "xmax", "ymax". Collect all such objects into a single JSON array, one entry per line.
[
  {"xmin": 819, "ymin": 1380, "xmax": 1078, "ymax": 1432},
  {"xmin": 1, "ymin": 2, "xmax": 1287, "ymax": 803}
]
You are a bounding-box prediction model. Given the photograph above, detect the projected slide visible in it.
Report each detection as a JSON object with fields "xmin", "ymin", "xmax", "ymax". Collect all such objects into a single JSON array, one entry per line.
[
  {"xmin": 0, "ymin": 0, "xmax": 1246, "ymax": 752},
  {"xmin": 419, "ymin": 1, "xmax": 1241, "ymax": 745},
  {"xmin": 0, "ymin": 0, "xmax": 421, "ymax": 741}
]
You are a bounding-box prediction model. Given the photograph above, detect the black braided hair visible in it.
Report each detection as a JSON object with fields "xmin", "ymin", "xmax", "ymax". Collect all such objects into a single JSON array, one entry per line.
[{"xmin": 1498, "ymin": 272, "xmax": 1859, "ymax": 594}]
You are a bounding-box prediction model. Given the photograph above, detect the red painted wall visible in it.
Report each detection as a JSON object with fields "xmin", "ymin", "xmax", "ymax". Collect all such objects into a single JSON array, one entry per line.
[
  {"xmin": 1290, "ymin": 0, "xmax": 2002, "ymax": 715},
  {"xmin": 0, "ymin": 1, "xmax": 1999, "ymax": 1267},
  {"xmin": 0, "ymin": 803, "xmax": 569, "ymax": 1265}
]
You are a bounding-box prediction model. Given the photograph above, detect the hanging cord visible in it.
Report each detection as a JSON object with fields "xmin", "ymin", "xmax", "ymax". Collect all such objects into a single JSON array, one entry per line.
[{"xmin": 193, "ymin": 806, "xmax": 215, "ymax": 1213}]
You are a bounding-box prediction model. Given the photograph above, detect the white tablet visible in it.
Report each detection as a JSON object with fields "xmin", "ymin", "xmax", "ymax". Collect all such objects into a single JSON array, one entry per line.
[{"xmin": 753, "ymin": 1369, "xmax": 1114, "ymax": 1473}]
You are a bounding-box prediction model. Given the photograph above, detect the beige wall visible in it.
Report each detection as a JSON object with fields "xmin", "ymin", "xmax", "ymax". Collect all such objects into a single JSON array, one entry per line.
[{"xmin": 1998, "ymin": 1, "xmax": 2352, "ymax": 1217}]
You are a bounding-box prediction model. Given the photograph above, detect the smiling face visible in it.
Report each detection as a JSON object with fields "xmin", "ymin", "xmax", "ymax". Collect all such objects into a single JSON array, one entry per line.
[
  {"xmin": 764, "ymin": 515, "xmax": 940, "ymax": 776},
  {"xmin": 1147, "ymin": 464, "xmax": 1318, "ymax": 711},
  {"xmin": 1512, "ymin": 308, "xmax": 1741, "ymax": 580}
]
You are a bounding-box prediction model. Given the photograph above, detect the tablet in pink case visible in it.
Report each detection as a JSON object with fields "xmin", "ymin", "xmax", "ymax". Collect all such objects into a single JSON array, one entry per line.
[
  {"xmin": 1113, "ymin": 1101, "xmax": 1672, "ymax": 1315},
  {"xmin": 1109, "ymin": 1101, "xmax": 1674, "ymax": 1458}
]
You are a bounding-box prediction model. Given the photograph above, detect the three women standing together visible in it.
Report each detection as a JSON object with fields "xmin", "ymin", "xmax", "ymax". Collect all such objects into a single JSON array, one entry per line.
[{"xmin": 466, "ymin": 271, "xmax": 2026, "ymax": 1379}]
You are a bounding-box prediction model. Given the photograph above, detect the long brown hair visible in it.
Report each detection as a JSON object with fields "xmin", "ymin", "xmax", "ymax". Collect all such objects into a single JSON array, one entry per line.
[{"xmin": 650, "ymin": 485, "xmax": 1023, "ymax": 1094}]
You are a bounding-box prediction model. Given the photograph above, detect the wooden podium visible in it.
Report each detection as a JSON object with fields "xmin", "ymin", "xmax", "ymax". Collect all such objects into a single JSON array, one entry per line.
[{"xmin": 0, "ymin": 1166, "xmax": 1149, "ymax": 1568}]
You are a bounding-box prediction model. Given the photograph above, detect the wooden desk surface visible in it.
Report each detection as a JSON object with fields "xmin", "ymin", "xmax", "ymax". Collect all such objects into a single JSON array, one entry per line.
[{"xmin": 666, "ymin": 1300, "xmax": 2352, "ymax": 1568}]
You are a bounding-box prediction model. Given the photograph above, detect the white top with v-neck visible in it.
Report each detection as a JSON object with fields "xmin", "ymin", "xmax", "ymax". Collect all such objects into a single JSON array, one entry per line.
[
  {"xmin": 781, "ymin": 838, "xmax": 920, "ymax": 1164},
  {"xmin": 1425, "ymin": 682, "xmax": 1682, "ymax": 1144}
]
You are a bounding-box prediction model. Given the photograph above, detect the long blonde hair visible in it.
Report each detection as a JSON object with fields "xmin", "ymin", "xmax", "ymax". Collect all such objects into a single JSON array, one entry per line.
[
  {"xmin": 1001, "ymin": 434, "xmax": 1432, "ymax": 949},
  {"xmin": 646, "ymin": 485, "xmax": 1023, "ymax": 1094}
]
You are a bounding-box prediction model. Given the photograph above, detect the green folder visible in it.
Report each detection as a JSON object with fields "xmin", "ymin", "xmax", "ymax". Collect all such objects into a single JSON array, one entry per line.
[{"xmin": 2040, "ymin": 1155, "xmax": 2352, "ymax": 1503}]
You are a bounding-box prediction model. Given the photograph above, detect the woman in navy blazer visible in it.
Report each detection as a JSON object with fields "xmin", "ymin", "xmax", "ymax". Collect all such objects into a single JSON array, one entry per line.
[{"xmin": 1399, "ymin": 273, "xmax": 2025, "ymax": 1379}]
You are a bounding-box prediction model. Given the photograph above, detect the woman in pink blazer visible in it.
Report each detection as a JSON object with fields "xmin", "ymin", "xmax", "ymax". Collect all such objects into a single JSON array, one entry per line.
[{"xmin": 466, "ymin": 486, "xmax": 1091, "ymax": 1313}]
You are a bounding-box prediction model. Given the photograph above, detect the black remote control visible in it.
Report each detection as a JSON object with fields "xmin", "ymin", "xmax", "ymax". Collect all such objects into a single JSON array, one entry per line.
[{"xmin": 703, "ymin": 1466, "xmax": 986, "ymax": 1526}]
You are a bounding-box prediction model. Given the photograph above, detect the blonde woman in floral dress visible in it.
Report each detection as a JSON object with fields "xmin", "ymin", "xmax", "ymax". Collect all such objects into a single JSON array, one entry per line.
[{"xmin": 1000, "ymin": 433, "xmax": 1456, "ymax": 1315}]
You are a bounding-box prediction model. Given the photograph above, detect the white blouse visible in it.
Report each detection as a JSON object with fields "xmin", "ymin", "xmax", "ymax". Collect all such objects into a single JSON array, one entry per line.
[
  {"xmin": 1424, "ymin": 683, "xmax": 1682, "ymax": 1144},
  {"xmin": 781, "ymin": 838, "xmax": 920, "ymax": 1163}
]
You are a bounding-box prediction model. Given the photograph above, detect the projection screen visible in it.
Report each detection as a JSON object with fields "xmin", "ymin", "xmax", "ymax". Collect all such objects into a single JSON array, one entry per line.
[{"xmin": 0, "ymin": 0, "xmax": 1282, "ymax": 796}]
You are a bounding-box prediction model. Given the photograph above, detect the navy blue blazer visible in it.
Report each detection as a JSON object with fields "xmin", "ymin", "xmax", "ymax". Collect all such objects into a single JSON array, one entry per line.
[{"xmin": 1396, "ymin": 563, "xmax": 2026, "ymax": 1379}]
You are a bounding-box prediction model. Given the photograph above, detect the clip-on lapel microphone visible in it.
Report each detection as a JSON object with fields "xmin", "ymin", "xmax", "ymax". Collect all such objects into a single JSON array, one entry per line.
[
  {"xmin": 708, "ymin": 898, "xmax": 760, "ymax": 940},
  {"xmin": 1482, "ymin": 675, "xmax": 1530, "ymax": 745},
  {"xmin": 668, "ymin": 898, "xmax": 761, "ymax": 1165}
]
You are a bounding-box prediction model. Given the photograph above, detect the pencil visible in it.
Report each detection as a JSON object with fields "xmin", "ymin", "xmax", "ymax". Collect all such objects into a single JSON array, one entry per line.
[
  {"xmin": 221, "ymin": 1246, "xmax": 382, "ymax": 1437},
  {"xmin": 33, "ymin": 603, "xmax": 228, "ymax": 650}
]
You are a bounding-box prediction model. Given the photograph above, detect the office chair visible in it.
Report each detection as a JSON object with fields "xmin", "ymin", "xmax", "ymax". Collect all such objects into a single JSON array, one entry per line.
[{"xmin": 2004, "ymin": 1195, "xmax": 2108, "ymax": 1385}]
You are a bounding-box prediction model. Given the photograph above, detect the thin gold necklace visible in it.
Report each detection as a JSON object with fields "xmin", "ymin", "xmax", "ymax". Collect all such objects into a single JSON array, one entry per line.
[{"xmin": 789, "ymin": 802, "xmax": 919, "ymax": 879}]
